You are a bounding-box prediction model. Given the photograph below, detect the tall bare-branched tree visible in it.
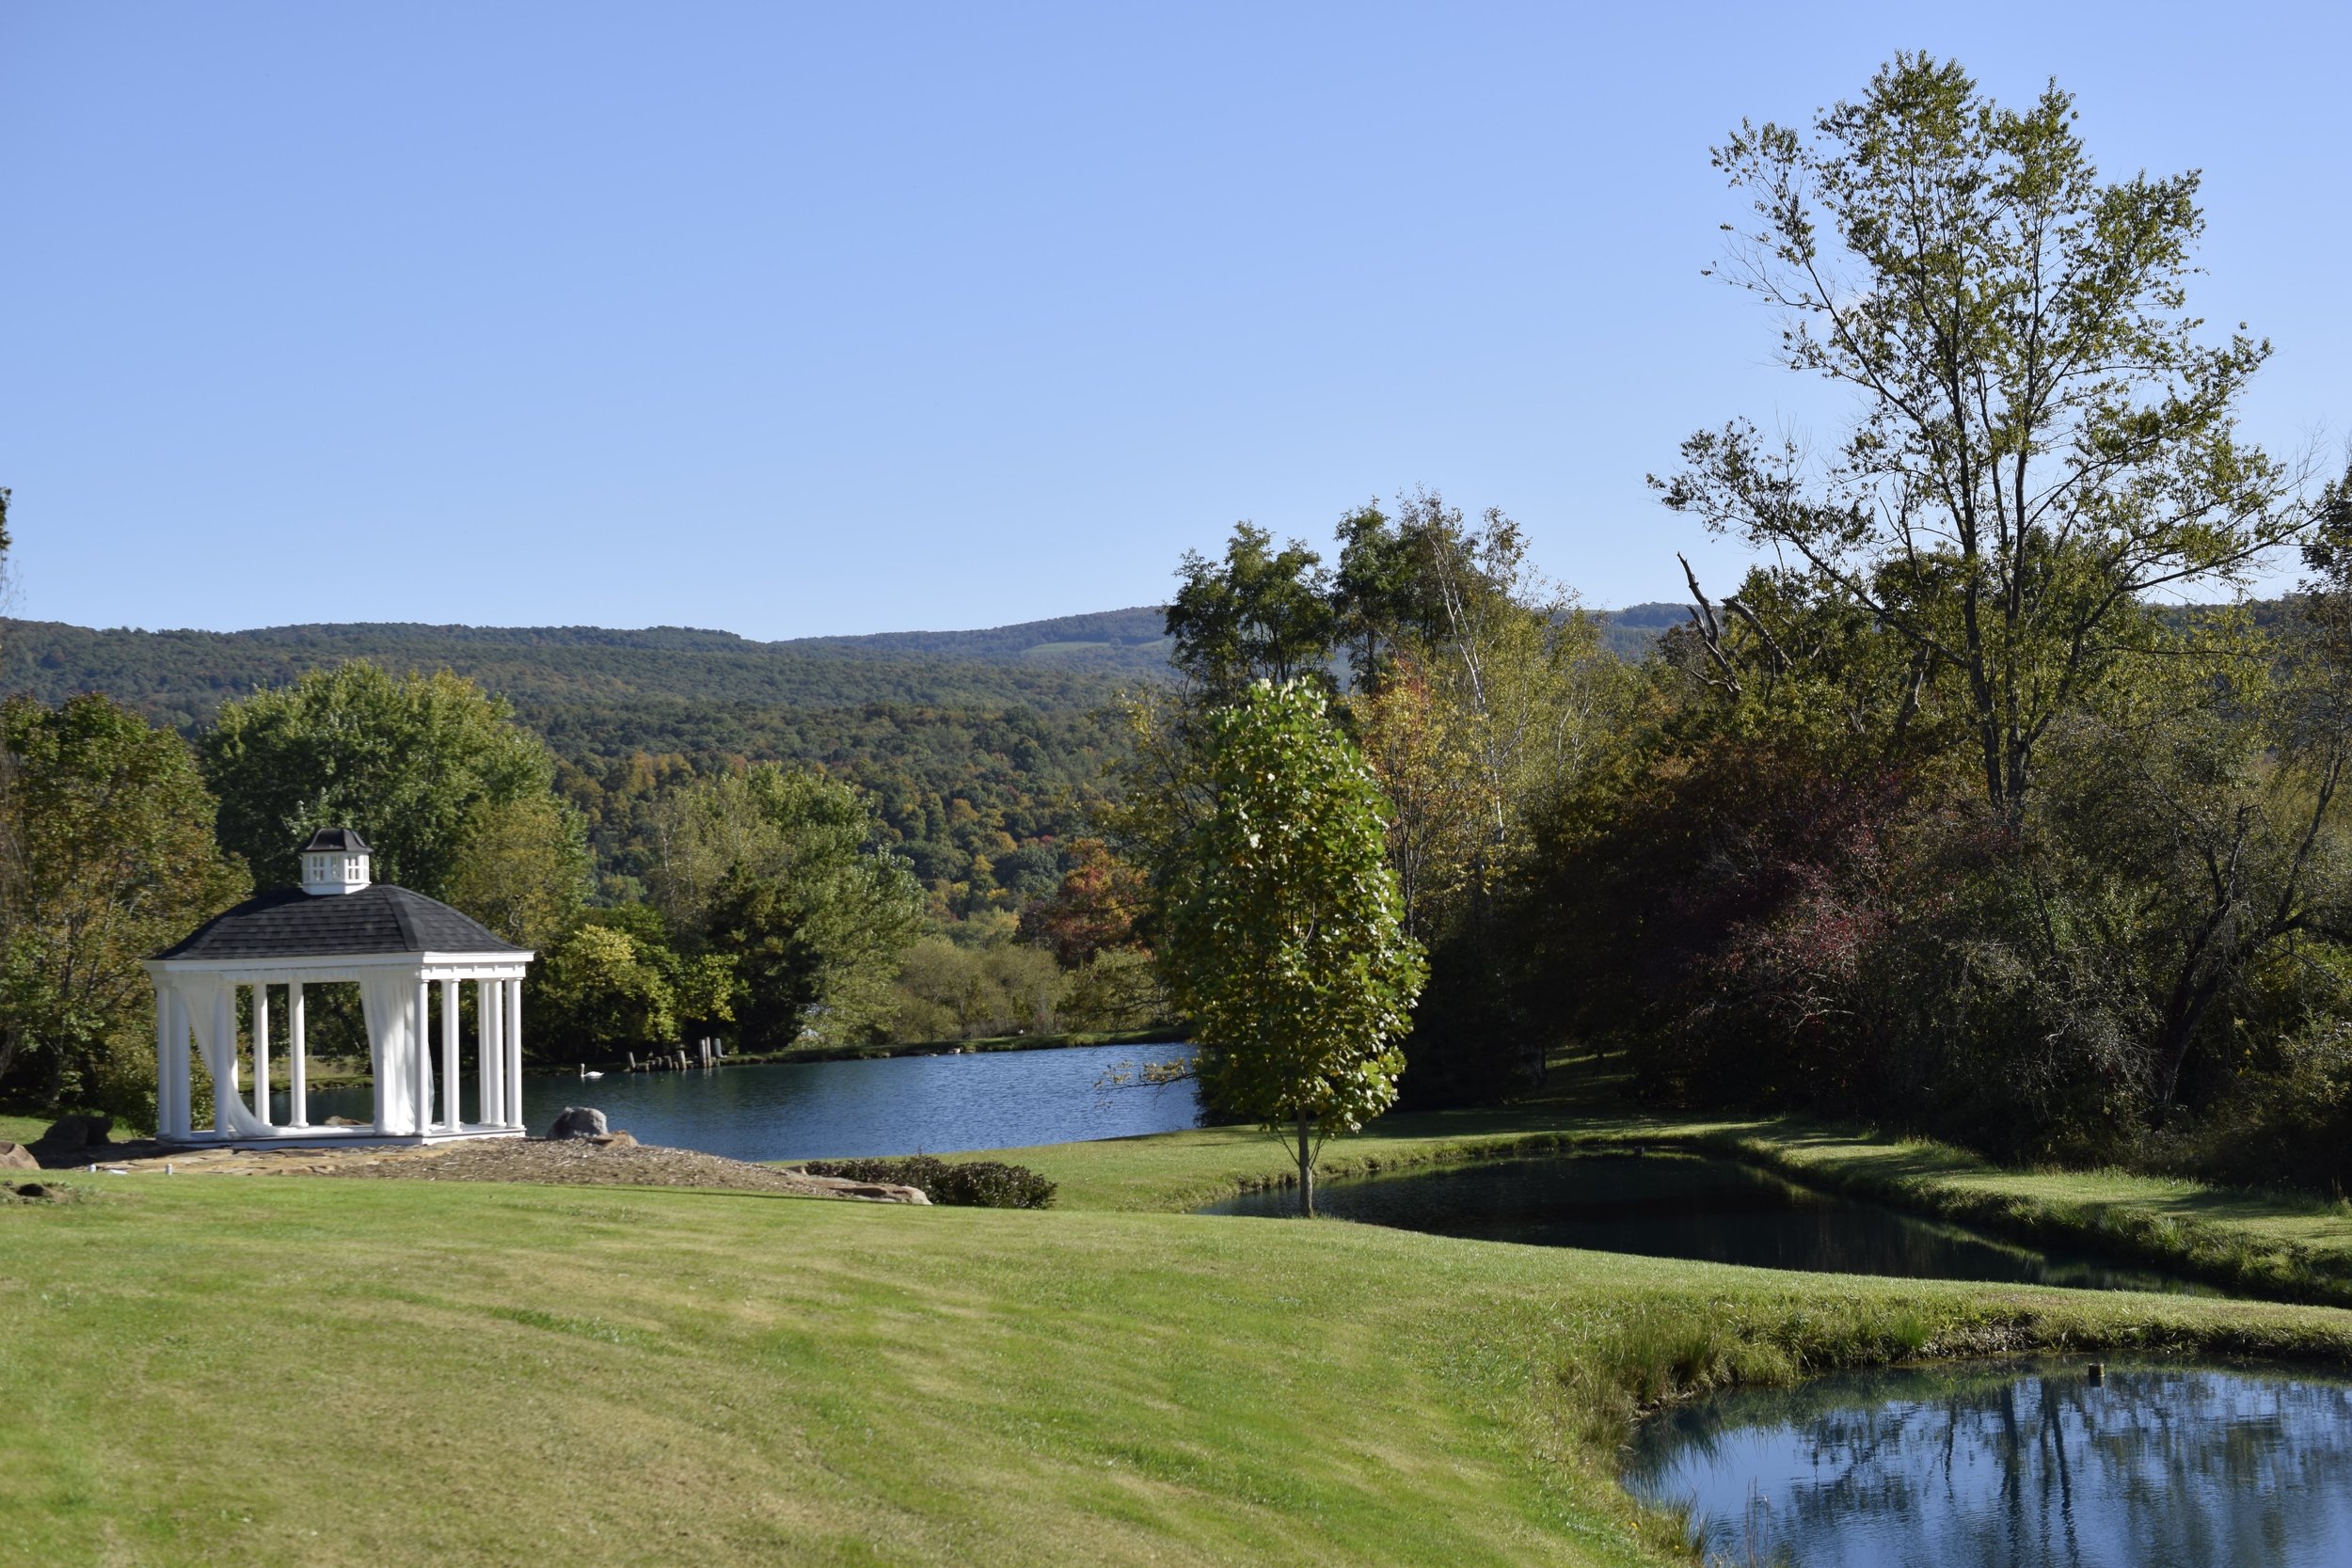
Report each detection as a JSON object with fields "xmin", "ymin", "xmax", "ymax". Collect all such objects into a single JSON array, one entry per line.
[{"xmin": 1657, "ymin": 55, "xmax": 2303, "ymax": 817}]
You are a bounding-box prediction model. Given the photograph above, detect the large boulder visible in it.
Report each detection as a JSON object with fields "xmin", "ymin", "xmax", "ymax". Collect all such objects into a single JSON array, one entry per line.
[
  {"xmin": 38, "ymin": 1114, "xmax": 112, "ymax": 1152},
  {"xmin": 798, "ymin": 1175, "xmax": 930, "ymax": 1205},
  {"xmin": 548, "ymin": 1106, "xmax": 609, "ymax": 1140},
  {"xmin": 0, "ymin": 1142, "xmax": 39, "ymax": 1172}
]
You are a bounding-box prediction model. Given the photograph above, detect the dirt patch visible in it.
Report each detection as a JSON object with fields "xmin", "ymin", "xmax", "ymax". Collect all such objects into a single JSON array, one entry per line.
[{"xmin": 51, "ymin": 1138, "xmax": 928, "ymax": 1204}]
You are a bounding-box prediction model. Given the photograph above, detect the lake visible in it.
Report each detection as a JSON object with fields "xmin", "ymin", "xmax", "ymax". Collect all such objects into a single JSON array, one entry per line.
[
  {"xmin": 1623, "ymin": 1357, "xmax": 2352, "ymax": 1567},
  {"xmin": 1200, "ymin": 1152, "xmax": 2207, "ymax": 1292},
  {"xmin": 281, "ymin": 1041, "xmax": 1200, "ymax": 1161}
]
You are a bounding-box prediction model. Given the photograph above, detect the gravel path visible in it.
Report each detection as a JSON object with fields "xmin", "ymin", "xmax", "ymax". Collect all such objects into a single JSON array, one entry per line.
[{"xmin": 47, "ymin": 1136, "xmax": 929, "ymax": 1203}]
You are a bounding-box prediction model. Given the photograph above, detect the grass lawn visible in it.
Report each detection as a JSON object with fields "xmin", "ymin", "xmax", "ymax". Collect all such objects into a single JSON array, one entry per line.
[
  {"xmin": 14, "ymin": 1048, "xmax": 2352, "ymax": 1565},
  {"xmin": 0, "ymin": 1113, "xmax": 52, "ymax": 1146},
  {"xmin": 8, "ymin": 1171, "xmax": 2352, "ymax": 1568}
]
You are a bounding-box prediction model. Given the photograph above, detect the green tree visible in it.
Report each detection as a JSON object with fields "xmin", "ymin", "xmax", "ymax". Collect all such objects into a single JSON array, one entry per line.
[
  {"xmin": 0, "ymin": 694, "xmax": 248, "ymax": 1115},
  {"xmin": 1658, "ymin": 55, "xmax": 2300, "ymax": 818},
  {"xmin": 650, "ymin": 765, "xmax": 924, "ymax": 1046},
  {"xmin": 533, "ymin": 924, "xmax": 678, "ymax": 1058},
  {"xmin": 529, "ymin": 906, "xmax": 736, "ymax": 1060},
  {"xmin": 202, "ymin": 661, "xmax": 583, "ymax": 904},
  {"xmin": 1153, "ymin": 679, "xmax": 1426, "ymax": 1214},
  {"xmin": 1166, "ymin": 524, "xmax": 1337, "ymax": 700},
  {"xmin": 444, "ymin": 791, "xmax": 592, "ymax": 948}
]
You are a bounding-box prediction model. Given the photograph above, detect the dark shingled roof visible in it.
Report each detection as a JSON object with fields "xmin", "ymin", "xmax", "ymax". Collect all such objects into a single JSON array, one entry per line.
[
  {"xmin": 153, "ymin": 885, "xmax": 527, "ymax": 960},
  {"xmin": 303, "ymin": 827, "xmax": 373, "ymax": 853}
]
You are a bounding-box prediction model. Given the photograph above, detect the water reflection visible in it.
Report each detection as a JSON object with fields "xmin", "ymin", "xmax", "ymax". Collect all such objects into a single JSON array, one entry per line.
[
  {"xmin": 1624, "ymin": 1359, "xmax": 2352, "ymax": 1567},
  {"xmin": 1200, "ymin": 1155, "xmax": 2204, "ymax": 1292}
]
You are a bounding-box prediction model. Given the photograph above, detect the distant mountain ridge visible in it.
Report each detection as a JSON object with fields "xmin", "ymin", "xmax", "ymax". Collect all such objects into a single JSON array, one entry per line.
[
  {"xmin": 1, "ymin": 600, "xmax": 1689, "ymax": 734},
  {"xmin": 0, "ymin": 609, "xmax": 1178, "ymax": 733}
]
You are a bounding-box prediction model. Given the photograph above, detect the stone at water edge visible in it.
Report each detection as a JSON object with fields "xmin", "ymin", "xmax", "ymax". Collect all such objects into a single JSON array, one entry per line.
[
  {"xmin": 0, "ymin": 1142, "xmax": 39, "ymax": 1172},
  {"xmin": 548, "ymin": 1106, "xmax": 609, "ymax": 1140}
]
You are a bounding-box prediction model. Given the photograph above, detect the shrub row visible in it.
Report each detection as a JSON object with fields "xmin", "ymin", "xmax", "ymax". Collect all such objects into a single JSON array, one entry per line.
[{"xmin": 802, "ymin": 1155, "xmax": 1057, "ymax": 1209}]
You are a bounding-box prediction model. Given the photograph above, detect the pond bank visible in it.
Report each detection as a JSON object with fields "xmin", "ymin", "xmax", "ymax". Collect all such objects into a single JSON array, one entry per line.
[{"xmin": 996, "ymin": 1053, "xmax": 2352, "ymax": 1309}]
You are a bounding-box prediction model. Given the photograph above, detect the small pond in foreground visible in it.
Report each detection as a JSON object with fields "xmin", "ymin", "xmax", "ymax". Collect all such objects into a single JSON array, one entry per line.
[
  {"xmin": 1199, "ymin": 1154, "xmax": 2207, "ymax": 1292},
  {"xmin": 1623, "ymin": 1358, "xmax": 2352, "ymax": 1567},
  {"xmin": 285, "ymin": 1041, "xmax": 1200, "ymax": 1161}
]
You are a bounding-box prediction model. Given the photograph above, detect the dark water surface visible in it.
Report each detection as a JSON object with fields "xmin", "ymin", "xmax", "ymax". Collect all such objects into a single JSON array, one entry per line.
[
  {"xmin": 283, "ymin": 1042, "xmax": 1200, "ymax": 1160},
  {"xmin": 1623, "ymin": 1358, "xmax": 2352, "ymax": 1567},
  {"xmin": 1199, "ymin": 1154, "xmax": 2206, "ymax": 1292}
]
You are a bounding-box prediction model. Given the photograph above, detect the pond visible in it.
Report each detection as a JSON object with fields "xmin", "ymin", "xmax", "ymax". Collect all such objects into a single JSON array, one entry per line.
[
  {"xmin": 1198, "ymin": 1153, "xmax": 2206, "ymax": 1292},
  {"xmin": 1622, "ymin": 1357, "xmax": 2352, "ymax": 1567},
  {"xmin": 281, "ymin": 1041, "xmax": 1200, "ymax": 1161}
]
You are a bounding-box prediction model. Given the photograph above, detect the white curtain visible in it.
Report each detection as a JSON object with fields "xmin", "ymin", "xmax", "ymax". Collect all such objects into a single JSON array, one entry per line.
[
  {"xmin": 178, "ymin": 974, "xmax": 273, "ymax": 1138},
  {"xmin": 360, "ymin": 969, "xmax": 430, "ymax": 1134}
]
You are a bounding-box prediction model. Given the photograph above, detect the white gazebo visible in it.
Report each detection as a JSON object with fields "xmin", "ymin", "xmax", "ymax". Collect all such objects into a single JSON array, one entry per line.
[{"xmin": 144, "ymin": 829, "xmax": 534, "ymax": 1148}]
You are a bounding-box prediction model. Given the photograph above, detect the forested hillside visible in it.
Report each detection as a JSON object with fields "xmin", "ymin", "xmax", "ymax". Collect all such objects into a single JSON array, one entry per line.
[
  {"xmin": 0, "ymin": 610, "xmax": 1171, "ymax": 728},
  {"xmin": 0, "ymin": 602, "xmax": 1672, "ymax": 911},
  {"xmin": 0, "ymin": 612, "xmax": 1173, "ymax": 911}
]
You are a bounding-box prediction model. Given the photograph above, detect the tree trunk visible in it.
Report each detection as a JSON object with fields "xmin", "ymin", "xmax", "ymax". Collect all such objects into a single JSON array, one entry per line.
[{"xmin": 1295, "ymin": 1111, "xmax": 1314, "ymax": 1218}]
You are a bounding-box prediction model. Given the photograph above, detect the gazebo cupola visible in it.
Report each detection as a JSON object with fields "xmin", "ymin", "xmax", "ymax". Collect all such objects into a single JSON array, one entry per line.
[
  {"xmin": 143, "ymin": 828, "xmax": 535, "ymax": 1148},
  {"xmin": 301, "ymin": 827, "xmax": 373, "ymax": 895}
]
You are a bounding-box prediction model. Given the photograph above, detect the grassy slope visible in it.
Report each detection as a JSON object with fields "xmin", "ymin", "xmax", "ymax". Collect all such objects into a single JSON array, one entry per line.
[
  {"xmin": 8, "ymin": 1174, "xmax": 2352, "ymax": 1568},
  {"xmin": 15, "ymin": 1053, "xmax": 2352, "ymax": 1565}
]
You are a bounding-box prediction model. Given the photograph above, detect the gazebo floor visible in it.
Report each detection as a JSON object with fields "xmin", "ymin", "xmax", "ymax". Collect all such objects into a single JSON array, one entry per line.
[{"xmin": 160, "ymin": 1124, "xmax": 525, "ymax": 1152}]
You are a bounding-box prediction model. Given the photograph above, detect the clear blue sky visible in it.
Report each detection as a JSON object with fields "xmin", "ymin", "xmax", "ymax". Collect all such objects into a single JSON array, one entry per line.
[{"xmin": 4, "ymin": 2, "xmax": 2344, "ymax": 639}]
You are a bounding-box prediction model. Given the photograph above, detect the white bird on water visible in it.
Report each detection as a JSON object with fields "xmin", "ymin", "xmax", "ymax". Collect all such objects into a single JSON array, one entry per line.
[{"xmin": 579, "ymin": 1065, "xmax": 604, "ymax": 1080}]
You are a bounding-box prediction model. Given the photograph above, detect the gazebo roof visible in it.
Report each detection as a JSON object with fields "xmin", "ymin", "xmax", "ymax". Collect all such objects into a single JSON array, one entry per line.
[
  {"xmin": 302, "ymin": 827, "xmax": 373, "ymax": 853},
  {"xmin": 153, "ymin": 884, "xmax": 526, "ymax": 961}
]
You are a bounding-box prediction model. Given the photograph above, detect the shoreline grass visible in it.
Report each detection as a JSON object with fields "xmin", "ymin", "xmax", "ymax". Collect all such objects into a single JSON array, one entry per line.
[{"xmin": 989, "ymin": 1055, "xmax": 2352, "ymax": 1309}]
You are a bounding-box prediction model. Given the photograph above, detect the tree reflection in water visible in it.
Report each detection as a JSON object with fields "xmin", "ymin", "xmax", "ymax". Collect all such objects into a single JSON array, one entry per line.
[{"xmin": 1623, "ymin": 1359, "xmax": 2352, "ymax": 1567}]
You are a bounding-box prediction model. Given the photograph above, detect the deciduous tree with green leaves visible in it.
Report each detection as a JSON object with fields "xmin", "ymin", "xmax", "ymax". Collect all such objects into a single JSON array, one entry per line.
[
  {"xmin": 202, "ymin": 661, "xmax": 587, "ymax": 913},
  {"xmin": 649, "ymin": 765, "xmax": 925, "ymax": 1046},
  {"xmin": 1153, "ymin": 679, "xmax": 1425, "ymax": 1215},
  {"xmin": 0, "ymin": 694, "xmax": 247, "ymax": 1116},
  {"xmin": 1658, "ymin": 55, "xmax": 2303, "ymax": 818},
  {"xmin": 1166, "ymin": 524, "xmax": 1337, "ymax": 700}
]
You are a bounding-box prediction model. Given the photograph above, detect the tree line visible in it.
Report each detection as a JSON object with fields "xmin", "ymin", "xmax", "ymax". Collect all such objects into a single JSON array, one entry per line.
[
  {"xmin": 1106, "ymin": 55, "xmax": 2352, "ymax": 1199},
  {"xmin": 0, "ymin": 639, "xmax": 1171, "ymax": 1123}
]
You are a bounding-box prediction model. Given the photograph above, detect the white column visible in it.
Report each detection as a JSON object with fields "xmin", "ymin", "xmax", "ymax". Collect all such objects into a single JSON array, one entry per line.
[
  {"xmin": 504, "ymin": 976, "xmax": 524, "ymax": 1129},
  {"xmin": 166, "ymin": 987, "xmax": 191, "ymax": 1140},
  {"xmin": 413, "ymin": 976, "xmax": 433, "ymax": 1137},
  {"xmin": 213, "ymin": 983, "xmax": 236, "ymax": 1136},
  {"xmin": 288, "ymin": 982, "xmax": 309, "ymax": 1129},
  {"xmin": 251, "ymin": 984, "xmax": 273, "ymax": 1126},
  {"xmin": 439, "ymin": 977, "xmax": 461, "ymax": 1132},
  {"xmin": 152, "ymin": 987, "xmax": 172, "ymax": 1138},
  {"xmin": 478, "ymin": 977, "xmax": 503, "ymax": 1133}
]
